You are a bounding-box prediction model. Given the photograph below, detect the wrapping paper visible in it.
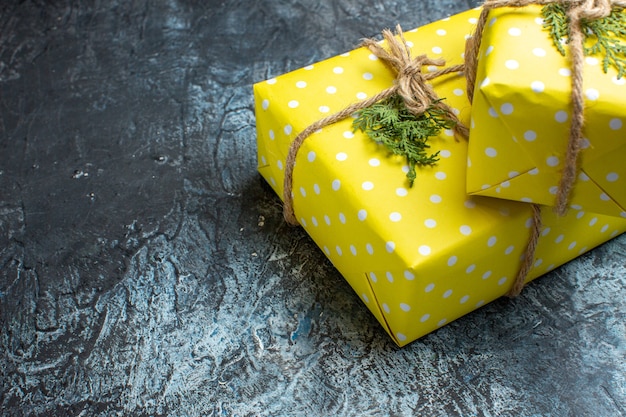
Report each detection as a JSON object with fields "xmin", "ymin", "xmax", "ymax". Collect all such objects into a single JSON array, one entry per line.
[
  {"xmin": 466, "ymin": 5, "xmax": 626, "ymax": 218},
  {"xmin": 254, "ymin": 8, "xmax": 626, "ymax": 346}
]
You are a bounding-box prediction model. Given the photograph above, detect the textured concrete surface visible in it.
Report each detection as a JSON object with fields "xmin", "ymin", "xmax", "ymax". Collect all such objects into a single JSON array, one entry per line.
[{"xmin": 1, "ymin": 1, "xmax": 625, "ymax": 416}]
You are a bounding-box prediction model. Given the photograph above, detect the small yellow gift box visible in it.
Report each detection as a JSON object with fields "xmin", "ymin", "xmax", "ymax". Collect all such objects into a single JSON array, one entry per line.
[
  {"xmin": 254, "ymin": 8, "xmax": 626, "ymax": 346},
  {"xmin": 466, "ymin": 4, "xmax": 626, "ymax": 218}
]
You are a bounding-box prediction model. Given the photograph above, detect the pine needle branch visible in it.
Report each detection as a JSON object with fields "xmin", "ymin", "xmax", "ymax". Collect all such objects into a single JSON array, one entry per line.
[
  {"xmin": 542, "ymin": 5, "xmax": 626, "ymax": 78},
  {"xmin": 352, "ymin": 95, "xmax": 453, "ymax": 186}
]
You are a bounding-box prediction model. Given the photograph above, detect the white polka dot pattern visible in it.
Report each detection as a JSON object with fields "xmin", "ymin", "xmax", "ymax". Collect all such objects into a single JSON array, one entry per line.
[
  {"xmin": 466, "ymin": 4, "xmax": 626, "ymax": 218},
  {"xmin": 254, "ymin": 8, "xmax": 626, "ymax": 347}
]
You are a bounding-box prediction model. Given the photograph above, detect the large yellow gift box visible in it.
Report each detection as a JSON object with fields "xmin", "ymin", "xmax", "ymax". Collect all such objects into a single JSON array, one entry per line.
[
  {"xmin": 466, "ymin": 5, "xmax": 626, "ymax": 218},
  {"xmin": 254, "ymin": 8, "xmax": 626, "ymax": 346}
]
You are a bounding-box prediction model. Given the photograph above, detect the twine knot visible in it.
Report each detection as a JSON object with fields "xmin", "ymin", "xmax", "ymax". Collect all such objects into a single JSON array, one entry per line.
[{"xmin": 577, "ymin": 0, "xmax": 613, "ymax": 19}]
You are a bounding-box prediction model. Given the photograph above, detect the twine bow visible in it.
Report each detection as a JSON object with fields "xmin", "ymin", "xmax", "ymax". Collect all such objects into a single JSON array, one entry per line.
[{"xmin": 282, "ymin": 25, "xmax": 468, "ymax": 225}]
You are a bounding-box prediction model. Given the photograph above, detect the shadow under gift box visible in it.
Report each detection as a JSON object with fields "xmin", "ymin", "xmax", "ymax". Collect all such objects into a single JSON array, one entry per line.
[
  {"xmin": 254, "ymin": 8, "xmax": 626, "ymax": 346},
  {"xmin": 466, "ymin": 5, "xmax": 626, "ymax": 218}
]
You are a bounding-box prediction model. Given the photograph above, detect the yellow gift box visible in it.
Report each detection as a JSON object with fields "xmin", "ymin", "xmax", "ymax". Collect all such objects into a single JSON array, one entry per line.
[
  {"xmin": 466, "ymin": 5, "xmax": 626, "ymax": 218},
  {"xmin": 254, "ymin": 8, "xmax": 626, "ymax": 346}
]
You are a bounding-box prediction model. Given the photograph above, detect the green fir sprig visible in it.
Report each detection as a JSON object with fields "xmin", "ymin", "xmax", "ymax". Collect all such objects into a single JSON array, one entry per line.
[
  {"xmin": 352, "ymin": 95, "xmax": 453, "ymax": 186},
  {"xmin": 542, "ymin": 4, "xmax": 626, "ymax": 79}
]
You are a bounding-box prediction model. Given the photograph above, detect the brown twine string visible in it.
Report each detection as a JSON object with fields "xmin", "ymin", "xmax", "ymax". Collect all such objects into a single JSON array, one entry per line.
[
  {"xmin": 466, "ymin": 0, "xmax": 624, "ymax": 297},
  {"xmin": 282, "ymin": 25, "xmax": 468, "ymax": 225}
]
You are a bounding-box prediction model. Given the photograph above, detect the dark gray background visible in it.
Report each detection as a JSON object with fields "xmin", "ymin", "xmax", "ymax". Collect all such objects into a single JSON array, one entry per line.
[{"xmin": 1, "ymin": 1, "xmax": 625, "ymax": 416}]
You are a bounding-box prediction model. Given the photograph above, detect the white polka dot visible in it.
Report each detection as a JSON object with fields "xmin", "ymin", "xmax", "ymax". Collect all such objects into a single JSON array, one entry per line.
[
  {"xmin": 288, "ymin": 100, "xmax": 299, "ymax": 108},
  {"xmin": 299, "ymin": 187, "xmax": 307, "ymax": 197},
  {"xmin": 588, "ymin": 217, "xmax": 598, "ymax": 227},
  {"xmin": 300, "ymin": 218, "xmax": 307, "ymax": 227},
  {"xmin": 505, "ymin": 245, "xmax": 515, "ymax": 255},
  {"xmin": 606, "ymin": 172, "xmax": 619, "ymax": 182},
  {"xmin": 464, "ymin": 200, "xmax": 477, "ymax": 209},
  {"xmin": 420, "ymin": 314, "xmax": 430, "ymax": 322},
  {"xmin": 500, "ymin": 103, "xmax": 514, "ymax": 115},
  {"xmin": 555, "ymin": 234, "xmax": 564, "ymax": 243},
  {"xmin": 343, "ymin": 131, "xmax": 354, "ymax": 139},
  {"xmin": 326, "ymin": 86, "xmax": 337, "ymax": 94},
  {"xmin": 267, "ymin": 78, "xmax": 277, "ymax": 84},
  {"xmin": 481, "ymin": 77, "xmax": 490, "ymax": 87},
  {"xmin": 571, "ymin": 204, "xmax": 583, "ymax": 210},
  {"xmin": 585, "ymin": 57, "xmax": 599, "ymax": 65},
  {"xmin": 436, "ymin": 29, "xmax": 446, "ymax": 36},
  {"xmin": 488, "ymin": 107, "xmax": 499, "ymax": 118},
  {"xmin": 362, "ymin": 181, "xmax": 374, "ymax": 191},
  {"xmin": 284, "ymin": 124, "xmax": 293, "ymax": 135},
  {"xmin": 485, "ymin": 45, "xmax": 494, "ymax": 56},
  {"xmin": 296, "ymin": 81, "xmax": 307, "ymax": 88},
  {"xmin": 576, "ymin": 211, "xmax": 585, "ymax": 219},
  {"xmin": 568, "ymin": 241, "xmax": 577, "ymax": 250},
  {"xmin": 476, "ymin": 300, "xmax": 485, "ymax": 307},
  {"xmin": 555, "ymin": 111, "xmax": 568, "ymax": 123},
  {"xmin": 535, "ymin": 17, "xmax": 544, "ymax": 24},
  {"xmin": 323, "ymin": 246, "xmax": 330, "ymax": 255},
  {"xmin": 361, "ymin": 293, "xmax": 369, "ymax": 303},
  {"xmin": 304, "ymin": 65, "xmax": 313, "ymax": 70},
  {"xmin": 424, "ymin": 219, "xmax": 437, "ymax": 228},
  {"xmin": 508, "ymin": 171, "xmax": 519, "ymax": 178},
  {"xmin": 386, "ymin": 241, "xmax": 395, "ymax": 253},
  {"xmin": 399, "ymin": 303, "xmax": 411, "ymax": 312},
  {"xmin": 357, "ymin": 210, "xmax": 368, "ymax": 221},
  {"xmin": 549, "ymin": 186, "xmax": 558, "ymax": 195},
  {"xmin": 381, "ymin": 303, "xmax": 389, "ymax": 314},
  {"xmin": 559, "ymin": 68, "xmax": 571, "ymax": 76},
  {"xmin": 437, "ymin": 318, "xmax": 448, "ymax": 327},
  {"xmin": 613, "ymin": 76, "xmax": 626, "ymax": 85},
  {"xmin": 406, "ymin": 41, "xmax": 414, "ymax": 48},
  {"xmin": 430, "ymin": 194, "xmax": 442, "ymax": 203},
  {"xmin": 443, "ymin": 289, "xmax": 453, "ymax": 299},
  {"xmin": 366, "ymin": 243, "xmax": 374, "ymax": 254},
  {"xmin": 505, "ymin": 60, "xmax": 519, "ymax": 70},
  {"xmin": 269, "ymin": 177, "xmax": 276, "ymax": 186},
  {"xmin": 319, "ymin": 105, "xmax": 330, "ymax": 113},
  {"xmin": 363, "ymin": 72, "xmax": 373, "ymax": 80},
  {"xmin": 532, "ymin": 47, "xmax": 546, "ymax": 57},
  {"xmin": 395, "ymin": 187, "xmax": 409, "ymax": 197},
  {"xmin": 466, "ymin": 264, "xmax": 476, "ymax": 274},
  {"xmin": 534, "ymin": 258, "xmax": 543, "ymax": 268},
  {"xmin": 460, "ymin": 225, "xmax": 472, "ymax": 235},
  {"xmin": 349, "ymin": 245, "xmax": 357, "ymax": 256},
  {"xmin": 521, "ymin": 197, "xmax": 533, "ymax": 203},
  {"xmin": 386, "ymin": 272, "xmax": 394, "ymax": 283},
  {"xmin": 529, "ymin": 168, "xmax": 539, "ymax": 175},
  {"xmin": 332, "ymin": 179, "xmax": 341, "ymax": 191},
  {"xmin": 338, "ymin": 213, "xmax": 346, "ymax": 224},
  {"xmin": 453, "ymin": 88, "xmax": 464, "ymax": 96},
  {"xmin": 269, "ymin": 129, "xmax": 275, "ymax": 140},
  {"xmin": 610, "ymin": 118, "xmax": 622, "ymax": 130},
  {"xmin": 432, "ymin": 46, "xmax": 442, "ymax": 54},
  {"xmin": 261, "ymin": 99, "xmax": 270, "ymax": 110},
  {"xmin": 425, "ymin": 283, "xmax": 435, "ymax": 292},
  {"xmin": 404, "ymin": 270, "xmax": 415, "ymax": 280},
  {"xmin": 307, "ymin": 151, "xmax": 316, "ymax": 162},
  {"xmin": 601, "ymin": 224, "xmax": 609, "ymax": 233},
  {"xmin": 485, "ymin": 147, "xmax": 498, "ymax": 157},
  {"xmin": 396, "ymin": 333, "xmax": 407, "ymax": 342},
  {"xmin": 531, "ymin": 81, "xmax": 545, "ymax": 93},
  {"xmin": 435, "ymin": 172, "xmax": 447, "ymax": 180},
  {"xmin": 324, "ymin": 215, "xmax": 331, "ymax": 226},
  {"xmin": 277, "ymin": 160, "xmax": 283, "ymax": 170},
  {"xmin": 336, "ymin": 152, "xmax": 347, "ymax": 161},
  {"xmin": 498, "ymin": 277, "xmax": 508, "ymax": 286},
  {"xmin": 440, "ymin": 150, "xmax": 451, "ymax": 158},
  {"xmin": 368, "ymin": 54, "xmax": 378, "ymax": 61},
  {"xmin": 482, "ymin": 270, "xmax": 492, "ymax": 279},
  {"xmin": 336, "ymin": 246, "xmax": 342, "ymax": 256},
  {"xmin": 448, "ymin": 256, "xmax": 458, "ymax": 267},
  {"xmin": 487, "ymin": 236, "xmax": 497, "ymax": 247},
  {"xmin": 524, "ymin": 130, "xmax": 537, "ymax": 141},
  {"xmin": 600, "ymin": 192, "xmax": 610, "ymax": 201},
  {"xmin": 311, "ymin": 216, "xmax": 318, "ymax": 227},
  {"xmin": 586, "ymin": 89, "xmax": 600, "ymax": 101},
  {"xmin": 313, "ymin": 184, "xmax": 320, "ymax": 194},
  {"xmin": 546, "ymin": 156, "xmax": 560, "ymax": 167},
  {"xmin": 508, "ymin": 27, "xmax": 522, "ymax": 36},
  {"xmin": 367, "ymin": 158, "xmax": 381, "ymax": 167},
  {"xmin": 356, "ymin": 92, "xmax": 367, "ymax": 100},
  {"xmin": 333, "ymin": 66, "xmax": 344, "ymax": 74},
  {"xmin": 389, "ymin": 212, "xmax": 402, "ymax": 222},
  {"xmin": 419, "ymin": 245, "xmax": 431, "ymax": 256},
  {"xmin": 460, "ymin": 295, "xmax": 469, "ymax": 304}
]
